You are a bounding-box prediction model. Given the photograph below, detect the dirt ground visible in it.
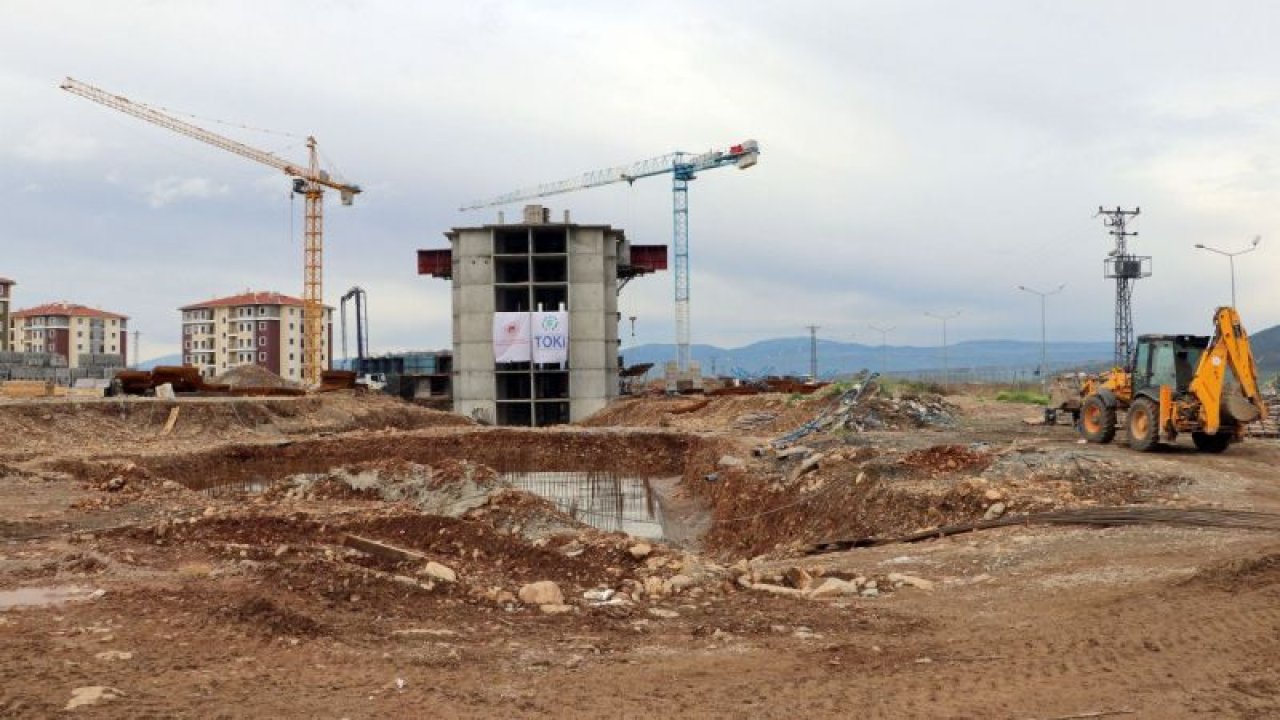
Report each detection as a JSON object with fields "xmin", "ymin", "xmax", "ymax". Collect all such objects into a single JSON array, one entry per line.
[{"xmin": 2, "ymin": 388, "xmax": 1279, "ymax": 718}]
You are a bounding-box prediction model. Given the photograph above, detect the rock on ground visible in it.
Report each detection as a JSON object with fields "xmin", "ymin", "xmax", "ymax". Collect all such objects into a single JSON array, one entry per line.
[
  {"xmin": 419, "ymin": 561, "xmax": 457, "ymax": 583},
  {"xmin": 518, "ymin": 580, "xmax": 564, "ymax": 606},
  {"xmin": 65, "ymin": 686, "xmax": 124, "ymax": 710}
]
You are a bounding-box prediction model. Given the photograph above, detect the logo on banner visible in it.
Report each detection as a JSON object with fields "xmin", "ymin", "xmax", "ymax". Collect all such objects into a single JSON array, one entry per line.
[
  {"xmin": 532, "ymin": 311, "xmax": 569, "ymax": 364},
  {"xmin": 492, "ymin": 312, "xmax": 532, "ymax": 363}
]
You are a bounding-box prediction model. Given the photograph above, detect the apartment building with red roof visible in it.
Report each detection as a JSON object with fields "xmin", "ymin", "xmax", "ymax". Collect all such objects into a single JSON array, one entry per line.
[
  {"xmin": 180, "ymin": 291, "xmax": 332, "ymax": 380},
  {"xmin": 9, "ymin": 301, "xmax": 129, "ymax": 367}
]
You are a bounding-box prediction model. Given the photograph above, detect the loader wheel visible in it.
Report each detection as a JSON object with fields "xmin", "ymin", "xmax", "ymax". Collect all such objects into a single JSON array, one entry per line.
[
  {"xmin": 1192, "ymin": 431, "xmax": 1232, "ymax": 453},
  {"xmin": 1127, "ymin": 397, "xmax": 1160, "ymax": 452},
  {"xmin": 1079, "ymin": 394, "xmax": 1116, "ymax": 444}
]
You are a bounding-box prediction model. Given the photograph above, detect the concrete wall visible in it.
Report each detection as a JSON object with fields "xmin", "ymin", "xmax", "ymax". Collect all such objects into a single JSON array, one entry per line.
[
  {"xmin": 567, "ymin": 227, "xmax": 620, "ymax": 421},
  {"xmin": 452, "ymin": 229, "xmax": 497, "ymax": 422}
]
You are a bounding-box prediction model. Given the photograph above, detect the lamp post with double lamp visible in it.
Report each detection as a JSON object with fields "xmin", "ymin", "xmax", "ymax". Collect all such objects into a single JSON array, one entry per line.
[
  {"xmin": 868, "ymin": 323, "xmax": 895, "ymax": 376},
  {"xmin": 924, "ymin": 311, "xmax": 961, "ymax": 388},
  {"xmin": 1017, "ymin": 283, "xmax": 1065, "ymax": 394},
  {"xmin": 1194, "ymin": 236, "xmax": 1260, "ymax": 308}
]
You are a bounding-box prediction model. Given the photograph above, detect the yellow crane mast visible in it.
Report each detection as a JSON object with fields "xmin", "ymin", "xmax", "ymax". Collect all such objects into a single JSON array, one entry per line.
[{"xmin": 60, "ymin": 77, "xmax": 361, "ymax": 385}]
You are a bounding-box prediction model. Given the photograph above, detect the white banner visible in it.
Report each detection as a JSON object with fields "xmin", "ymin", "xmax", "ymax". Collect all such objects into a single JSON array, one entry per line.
[
  {"xmin": 493, "ymin": 312, "xmax": 531, "ymax": 363},
  {"xmin": 531, "ymin": 311, "xmax": 569, "ymax": 365}
]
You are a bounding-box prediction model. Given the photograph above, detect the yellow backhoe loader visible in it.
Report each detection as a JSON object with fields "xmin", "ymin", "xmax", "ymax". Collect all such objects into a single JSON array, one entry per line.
[{"xmin": 1076, "ymin": 307, "xmax": 1266, "ymax": 452}]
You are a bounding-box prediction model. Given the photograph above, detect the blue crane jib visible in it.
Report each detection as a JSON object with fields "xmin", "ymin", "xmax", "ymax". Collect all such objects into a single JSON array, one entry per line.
[{"xmin": 459, "ymin": 139, "xmax": 760, "ymax": 372}]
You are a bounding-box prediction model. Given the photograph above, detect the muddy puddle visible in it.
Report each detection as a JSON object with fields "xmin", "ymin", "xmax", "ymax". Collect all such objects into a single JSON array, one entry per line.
[{"xmin": 502, "ymin": 471, "xmax": 667, "ymax": 539}]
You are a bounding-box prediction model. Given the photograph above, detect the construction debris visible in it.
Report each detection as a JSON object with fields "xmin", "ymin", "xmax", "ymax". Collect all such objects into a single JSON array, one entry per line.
[{"xmin": 342, "ymin": 534, "xmax": 429, "ymax": 564}]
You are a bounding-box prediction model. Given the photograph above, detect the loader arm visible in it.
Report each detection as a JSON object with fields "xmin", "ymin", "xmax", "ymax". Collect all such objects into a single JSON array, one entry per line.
[{"xmin": 1188, "ymin": 306, "xmax": 1267, "ymax": 433}]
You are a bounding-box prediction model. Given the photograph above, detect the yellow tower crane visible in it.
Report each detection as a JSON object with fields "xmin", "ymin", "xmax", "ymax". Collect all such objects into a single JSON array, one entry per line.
[{"xmin": 60, "ymin": 77, "xmax": 361, "ymax": 385}]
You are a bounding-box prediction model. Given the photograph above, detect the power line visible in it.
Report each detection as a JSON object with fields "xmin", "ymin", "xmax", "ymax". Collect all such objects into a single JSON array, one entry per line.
[
  {"xmin": 924, "ymin": 311, "xmax": 961, "ymax": 387},
  {"xmin": 868, "ymin": 323, "xmax": 895, "ymax": 375}
]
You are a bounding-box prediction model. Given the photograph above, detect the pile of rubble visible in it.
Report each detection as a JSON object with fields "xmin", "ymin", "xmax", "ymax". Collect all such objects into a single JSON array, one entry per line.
[
  {"xmin": 730, "ymin": 561, "xmax": 936, "ymax": 600},
  {"xmin": 771, "ymin": 376, "xmax": 957, "ymax": 448}
]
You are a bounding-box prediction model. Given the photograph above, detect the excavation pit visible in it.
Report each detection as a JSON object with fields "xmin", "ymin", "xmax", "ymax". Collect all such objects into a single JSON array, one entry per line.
[
  {"xmin": 126, "ymin": 428, "xmax": 717, "ymax": 542},
  {"xmin": 502, "ymin": 471, "xmax": 670, "ymax": 539}
]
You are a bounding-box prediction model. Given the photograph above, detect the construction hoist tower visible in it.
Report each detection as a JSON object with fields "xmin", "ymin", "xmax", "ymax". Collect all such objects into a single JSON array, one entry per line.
[{"xmin": 1097, "ymin": 206, "xmax": 1150, "ymax": 369}]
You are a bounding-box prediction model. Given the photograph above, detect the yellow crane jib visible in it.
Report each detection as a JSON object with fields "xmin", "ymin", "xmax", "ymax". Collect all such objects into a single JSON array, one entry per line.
[{"xmin": 60, "ymin": 77, "xmax": 360, "ymax": 386}]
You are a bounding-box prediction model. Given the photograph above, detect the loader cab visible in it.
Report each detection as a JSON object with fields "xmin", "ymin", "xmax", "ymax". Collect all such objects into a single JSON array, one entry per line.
[{"xmin": 1131, "ymin": 334, "xmax": 1209, "ymax": 395}]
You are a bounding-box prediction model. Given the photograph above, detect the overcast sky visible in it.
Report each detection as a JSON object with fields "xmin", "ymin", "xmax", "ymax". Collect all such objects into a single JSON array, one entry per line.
[{"xmin": 3, "ymin": 1, "xmax": 1278, "ymax": 362}]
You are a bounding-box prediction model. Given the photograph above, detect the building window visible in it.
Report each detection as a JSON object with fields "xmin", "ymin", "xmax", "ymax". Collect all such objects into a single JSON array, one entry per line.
[
  {"xmin": 258, "ymin": 321, "xmax": 266, "ymax": 331},
  {"xmin": 77, "ymin": 344, "xmax": 82, "ymax": 351},
  {"xmin": 258, "ymin": 306, "xmax": 266, "ymax": 316},
  {"xmin": 258, "ymin": 352, "xmax": 266, "ymax": 362},
  {"xmin": 289, "ymin": 353, "xmax": 294, "ymax": 360},
  {"xmin": 258, "ymin": 337, "xmax": 266, "ymax": 347},
  {"xmin": 289, "ymin": 338, "xmax": 294, "ymax": 346}
]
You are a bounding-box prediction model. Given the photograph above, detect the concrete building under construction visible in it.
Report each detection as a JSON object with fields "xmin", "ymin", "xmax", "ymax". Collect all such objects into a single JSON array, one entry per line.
[{"xmin": 420, "ymin": 205, "xmax": 665, "ymax": 426}]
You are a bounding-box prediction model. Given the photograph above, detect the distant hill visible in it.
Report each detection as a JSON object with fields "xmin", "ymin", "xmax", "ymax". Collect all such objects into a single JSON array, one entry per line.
[
  {"xmin": 138, "ymin": 353, "xmax": 182, "ymax": 370},
  {"xmin": 1249, "ymin": 324, "xmax": 1280, "ymax": 377},
  {"xmin": 620, "ymin": 337, "xmax": 1114, "ymax": 378}
]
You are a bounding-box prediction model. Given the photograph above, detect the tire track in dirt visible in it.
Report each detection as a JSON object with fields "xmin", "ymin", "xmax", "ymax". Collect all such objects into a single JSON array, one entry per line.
[{"xmin": 761, "ymin": 548, "xmax": 1280, "ymax": 718}]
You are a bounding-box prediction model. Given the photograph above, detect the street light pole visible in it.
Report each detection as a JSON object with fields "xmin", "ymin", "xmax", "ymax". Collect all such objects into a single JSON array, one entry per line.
[
  {"xmin": 1017, "ymin": 284, "xmax": 1065, "ymax": 393},
  {"xmin": 869, "ymin": 323, "xmax": 895, "ymax": 375},
  {"xmin": 924, "ymin": 311, "xmax": 961, "ymax": 388},
  {"xmin": 1195, "ymin": 236, "xmax": 1261, "ymax": 307}
]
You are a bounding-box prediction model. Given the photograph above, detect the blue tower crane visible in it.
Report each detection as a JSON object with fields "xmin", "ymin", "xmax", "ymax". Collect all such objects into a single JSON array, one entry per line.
[{"xmin": 460, "ymin": 140, "xmax": 760, "ymax": 372}]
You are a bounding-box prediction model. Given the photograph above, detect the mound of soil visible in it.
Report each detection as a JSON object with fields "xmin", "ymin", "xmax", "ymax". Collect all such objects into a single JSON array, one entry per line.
[
  {"xmin": 1181, "ymin": 552, "xmax": 1280, "ymax": 592},
  {"xmin": 137, "ymin": 429, "xmax": 695, "ymax": 490},
  {"xmin": 902, "ymin": 444, "xmax": 992, "ymax": 475},
  {"xmin": 213, "ymin": 364, "xmax": 299, "ymax": 390},
  {"xmin": 579, "ymin": 394, "xmax": 827, "ymax": 433},
  {"xmin": 0, "ymin": 394, "xmax": 473, "ymax": 460},
  {"xmin": 228, "ymin": 596, "xmax": 326, "ymax": 638}
]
